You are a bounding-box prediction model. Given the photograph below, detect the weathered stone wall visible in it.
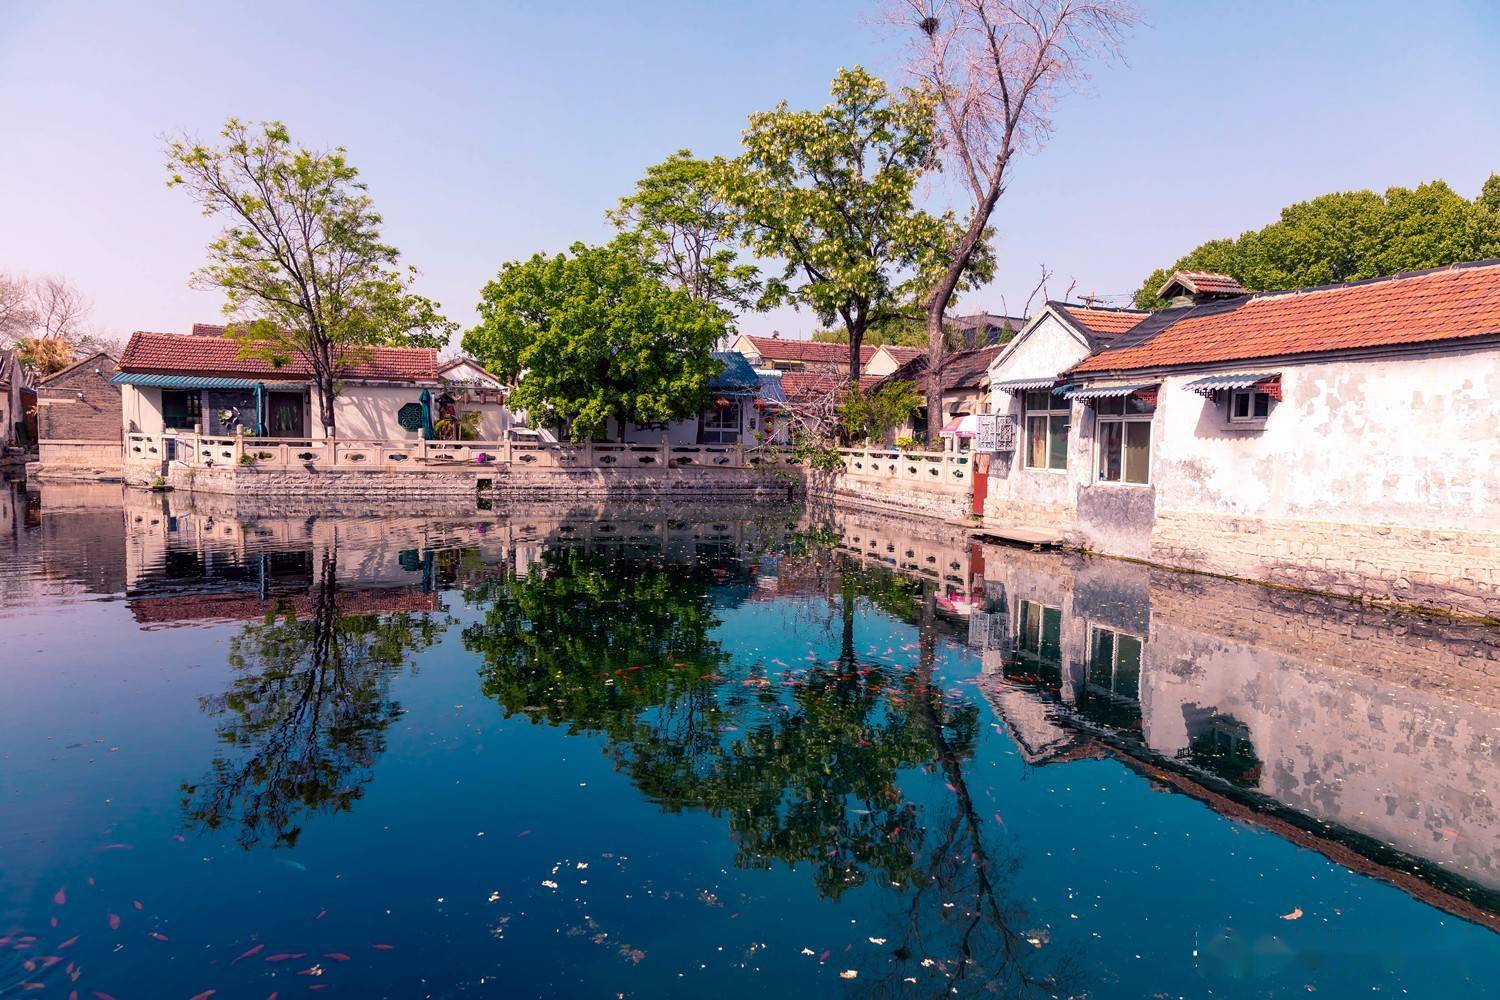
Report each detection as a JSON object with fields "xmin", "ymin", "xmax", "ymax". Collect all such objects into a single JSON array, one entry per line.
[
  {"xmin": 826, "ymin": 475, "xmax": 969, "ymax": 521},
  {"xmin": 133, "ymin": 461, "xmax": 800, "ymax": 500},
  {"xmin": 1151, "ymin": 509, "xmax": 1500, "ymax": 619}
]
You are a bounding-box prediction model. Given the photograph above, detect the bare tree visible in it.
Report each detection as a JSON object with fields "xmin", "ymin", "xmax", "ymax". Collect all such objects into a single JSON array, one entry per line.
[
  {"xmin": 0, "ymin": 273, "xmax": 38, "ymax": 345},
  {"xmin": 890, "ymin": 0, "xmax": 1137, "ymax": 438},
  {"xmin": 0, "ymin": 273, "xmax": 115, "ymax": 374},
  {"xmin": 30, "ymin": 276, "xmax": 92, "ymax": 341}
]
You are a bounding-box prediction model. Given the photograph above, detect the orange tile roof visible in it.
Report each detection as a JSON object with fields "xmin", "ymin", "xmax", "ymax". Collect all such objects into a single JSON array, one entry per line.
[
  {"xmin": 744, "ymin": 336, "xmax": 876, "ymax": 366},
  {"xmin": 1061, "ymin": 305, "xmax": 1151, "ymax": 337},
  {"xmin": 1073, "ymin": 261, "xmax": 1500, "ymax": 374},
  {"xmin": 1161, "ymin": 271, "xmax": 1249, "ymax": 297},
  {"xmin": 775, "ymin": 368, "xmax": 881, "ymax": 403},
  {"xmin": 120, "ymin": 330, "xmax": 439, "ymax": 383}
]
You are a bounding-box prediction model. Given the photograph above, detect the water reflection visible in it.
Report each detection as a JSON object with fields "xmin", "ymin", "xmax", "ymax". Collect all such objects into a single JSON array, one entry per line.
[
  {"xmin": 4, "ymin": 481, "xmax": 1500, "ymax": 994},
  {"xmin": 181, "ymin": 550, "xmax": 449, "ymax": 849}
]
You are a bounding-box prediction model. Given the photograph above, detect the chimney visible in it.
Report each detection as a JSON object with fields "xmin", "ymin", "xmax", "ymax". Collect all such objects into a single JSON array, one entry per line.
[{"xmin": 1155, "ymin": 270, "xmax": 1248, "ymax": 308}]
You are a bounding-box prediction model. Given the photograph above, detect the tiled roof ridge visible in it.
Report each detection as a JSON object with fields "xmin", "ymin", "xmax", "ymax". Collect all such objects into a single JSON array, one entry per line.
[
  {"xmin": 1051, "ymin": 299, "xmax": 1150, "ymax": 315},
  {"xmin": 1242, "ymin": 257, "xmax": 1500, "ymax": 302}
]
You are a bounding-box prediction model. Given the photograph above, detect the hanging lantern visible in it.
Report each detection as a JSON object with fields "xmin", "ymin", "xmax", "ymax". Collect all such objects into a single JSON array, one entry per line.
[{"xmin": 714, "ymin": 397, "xmax": 732, "ymax": 409}]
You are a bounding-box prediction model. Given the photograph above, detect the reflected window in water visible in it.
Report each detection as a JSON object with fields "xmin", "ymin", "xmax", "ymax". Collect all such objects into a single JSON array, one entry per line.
[{"xmin": 1086, "ymin": 625, "xmax": 1142, "ymax": 702}]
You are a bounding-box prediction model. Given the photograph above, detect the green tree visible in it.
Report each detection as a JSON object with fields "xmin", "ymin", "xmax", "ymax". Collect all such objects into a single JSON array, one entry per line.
[
  {"xmin": 1135, "ymin": 176, "xmax": 1500, "ymax": 307},
  {"xmin": 181, "ymin": 551, "xmax": 447, "ymax": 849},
  {"xmin": 165, "ymin": 119, "xmax": 457, "ymax": 435},
  {"xmin": 607, "ymin": 150, "xmax": 761, "ymax": 311},
  {"xmin": 838, "ymin": 379, "xmax": 922, "ymax": 443},
  {"xmin": 719, "ymin": 68, "xmax": 988, "ymax": 386},
  {"xmin": 462, "ymin": 241, "xmax": 730, "ymax": 442}
]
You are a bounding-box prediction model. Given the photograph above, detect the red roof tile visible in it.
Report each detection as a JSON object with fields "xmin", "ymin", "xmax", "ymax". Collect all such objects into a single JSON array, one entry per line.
[
  {"xmin": 1061, "ymin": 305, "xmax": 1150, "ymax": 337},
  {"xmin": 744, "ymin": 336, "xmax": 876, "ymax": 366},
  {"xmin": 1073, "ymin": 261, "xmax": 1500, "ymax": 373},
  {"xmin": 1159, "ymin": 271, "xmax": 1249, "ymax": 298},
  {"xmin": 884, "ymin": 345, "xmax": 1004, "ymax": 391},
  {"xmin": 120, "ymin": 330, "xmax": 438, "ymax": 383},
  {"xmin": 775, "ymin": 368, "xmax": 882, "ymax": 403},
  {"xmin": 876, "ymin": 346, "xmax": 924, "ymax": 364}
]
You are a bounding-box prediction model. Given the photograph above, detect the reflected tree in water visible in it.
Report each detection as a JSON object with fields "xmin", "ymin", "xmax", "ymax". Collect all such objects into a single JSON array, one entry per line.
[
  {"xmin": 464, "ymin": 541, "xmax": 1075, "ymax": 995},
  {"xmin": 182, "ymin": 551, "xmax": 447, "ymax": 848}
]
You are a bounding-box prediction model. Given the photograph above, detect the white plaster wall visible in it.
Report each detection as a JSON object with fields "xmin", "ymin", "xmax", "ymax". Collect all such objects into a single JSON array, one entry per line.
[
  {"xmin": 985, "ymin": 313, "xmax": 1092, "ymax": 507},
  {"xmin": 1141, "ymin": 623, "xmax": 1500, "ymax": 891},
  {"xmin": 121, "ymin": 384, "xmax": 165, "ymax": 436},
  {"xmin": 1151, "ymin": 347, "xmax": 1500, "ymax": 531},
  {"xmin": 332, "ymin": 385, "xmax": 431, "ymax": 439}
]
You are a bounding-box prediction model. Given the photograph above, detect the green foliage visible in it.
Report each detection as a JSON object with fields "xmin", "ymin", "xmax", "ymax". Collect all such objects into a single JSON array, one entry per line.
[
  {"xmin": 838, "ymin": 379, "xmax": 922, "ymax": 443},
  {"xmin": 608, "ymin": 150, "xmax": 761, "ymax": 311},
  {"xmin": 461, "ymin": 241, "xmax": 731, "ymax": 442},
  {"xmin": 165, "ymin": 119, "xmax": 457, "ymax": 432},
  {"xmin": 895, "ymin": 435, "xmax": 919, "ymax": 450},
  {"xmin": 1135, "ymin": 175, "xmax": 1500, "ymax": 308},
  {"xmin": 435, "ymin": 409, "xmax": 481, "ymax": 441},
  {"xmin": 718, "ymin": 68, "xmax": 991, "ymax": 379}
]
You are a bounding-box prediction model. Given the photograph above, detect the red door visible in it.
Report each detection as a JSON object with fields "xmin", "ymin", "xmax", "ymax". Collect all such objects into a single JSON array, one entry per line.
[{"xmin": 971, "ymin": 452, "xmax": 989, "ymax": 516}]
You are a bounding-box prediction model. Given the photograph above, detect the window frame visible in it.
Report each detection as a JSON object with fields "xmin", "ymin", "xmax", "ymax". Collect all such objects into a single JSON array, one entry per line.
[
  {"xmin": 1021, "ymin": 390, "xmax": 1070, "ymax": 473},
  {"xmin": 1085, "ymin": 623, "xmax": 1143, "ymax": 703},
  {"xmin": 1226, "ymin": 388, "xmax": 1273, "ymax": 426},
  {"xmin": 1093, "ymin": 395, "xmax": 1154, "ymax": 487},
  {"xmin": 698, "ymin": 399, "xmax": 743, "ymax": 445}
]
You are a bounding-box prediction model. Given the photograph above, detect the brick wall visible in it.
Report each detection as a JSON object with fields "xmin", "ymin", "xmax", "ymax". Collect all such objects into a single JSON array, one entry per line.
[{"xmin": 36, "ymin": 357, "xmax": 121, "ymax": 475}]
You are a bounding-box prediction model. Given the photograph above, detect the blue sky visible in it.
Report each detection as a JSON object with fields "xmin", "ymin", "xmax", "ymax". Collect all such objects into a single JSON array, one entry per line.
[{"xmin": 3, "ymin": 0, "xmax": 1498, "ymax": 348}]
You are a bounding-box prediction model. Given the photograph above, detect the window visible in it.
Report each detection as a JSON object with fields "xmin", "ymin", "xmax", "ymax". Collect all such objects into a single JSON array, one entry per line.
[
  {"xmin": 699, "ymin": 400, "xmax": 742, "ymax": 444},
  {"xmin": 1022, "ymin": 390, "xmax": 1069, "ymax": 471},
  {"xmin": 1095, "ymin": 395, "xmax": 1154, "ymax": 485},
  {"xmin": 1087, "ymin": 626, "xmax": 1142, "ymax": 701},
  {"xmin": 1228, "ymin": 389, "xmax": 1272, "ymax": 423},
  {"xmin": 161, "ymin": 390, "xmax": 202, "ymax": 431},
  {"xmin": 1013, "ymin": 600, "xmax": 1064, "ymax": 686}
]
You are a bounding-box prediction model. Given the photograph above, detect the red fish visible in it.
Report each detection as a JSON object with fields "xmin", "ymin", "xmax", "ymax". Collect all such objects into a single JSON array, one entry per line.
[
  {"xmin": 314, "ymin": 909, "xmax": 326, "ymax": 920},
  {"xmin": 818, "ymin": 949, "xmax": 830, "ymax": 962},
  {"xmin": 132, "ymin": 901, "xmax": 143, "ymax": 911},
  {"xmin": 53, "ymin": 888, "xmax": 67, "ymax": 906},
  {"xmin": 148, "ymin": 931, "xmax": 169, "ymax": 942},
  {"xmin": 231, "ymin": 944, "xmax": 264, "ymax": 965},
  {"xmin": 107, "ymin": 913, "xmax": 121, "ymax": 930},
  {"xmin": 371, "ymin": 943, "xmax": 395, "ymax": 951},
  {"xmin": 59, "ymin": 935, "xmax": 80, "ymax": 949},
  {"xmin": 264, "ymin": 953, "xmax": 306, "ymax": 962},
  {"xmin": 188, "ymin": 992, "xmax": 217, "ymax": 1000},
  {"xmin": 92, "ymin": 993, "xmax": 120, "ymax": 1000},
  {"xmin": 322, "ymin": 952, "xmax": 350, "ymax": 961}
]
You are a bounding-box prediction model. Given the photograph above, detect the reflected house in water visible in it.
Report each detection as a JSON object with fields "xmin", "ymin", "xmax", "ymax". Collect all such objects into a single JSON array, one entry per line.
[{"xmin": 962, "ymin": 539, "xmax": 1500, "ymax": 924}]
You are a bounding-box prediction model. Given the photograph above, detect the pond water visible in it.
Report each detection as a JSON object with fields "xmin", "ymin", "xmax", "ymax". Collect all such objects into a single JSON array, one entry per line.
[{"xmin": 3, "ymin": 481, "xmax": 1500, "ymax": 998}]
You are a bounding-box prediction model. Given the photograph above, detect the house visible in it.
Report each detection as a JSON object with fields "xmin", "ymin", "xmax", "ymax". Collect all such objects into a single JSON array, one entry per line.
[
  {"xmin": 982, "ymin": 263, "xmax": 1500, "ymax": 618},
  {"xmin": 983, "ymin": 301, "xmax": 1151, "ymax": 523},
  {"xmin": 948, "ymin": 311, "xmax": 1027, "ymax": 348},
  {"xmin": 727, "ymin": 333, "xmax": 876, "ymax": 374},
  {"xmin": 113, "ymin": 327, "xmax": 456, "ymax": 441},
  {"xmin": 0, "ymin": 348, "xmax": 37, "ymax": 455},
  {"xmin": 880, "ymin": 343, "xmax": 1009, "ymax": 444},
  {"xmin": 435, "ymin": 356, "xmax": 511, "ymax": 440},
  {"xmin": 32, "ymin": 352, "xmax": 122, "ymax": 480},
  {"xmin": 865, "ymin": 345, "xmax": 924, "ymax": 377}
]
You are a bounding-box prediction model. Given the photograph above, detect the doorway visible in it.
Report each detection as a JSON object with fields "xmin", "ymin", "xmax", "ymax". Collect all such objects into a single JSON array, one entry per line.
[{"xmin": 267, "ymin": 391, "xmax": 307, "ymax": 438}]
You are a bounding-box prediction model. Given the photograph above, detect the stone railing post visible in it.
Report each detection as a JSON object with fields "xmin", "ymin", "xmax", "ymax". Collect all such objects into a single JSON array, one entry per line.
[
  {"xmin": 233, "ymin": 426, "xmax": 244, "ymax": 465},
  {"xmin": 418, "ymin": 428, "xmax": 427, "ymax": 464}
]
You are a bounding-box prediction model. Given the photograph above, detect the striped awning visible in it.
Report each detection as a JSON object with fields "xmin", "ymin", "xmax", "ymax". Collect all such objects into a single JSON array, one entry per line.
[
  {"xmin": 993, "ymin": 377, "xmax": 1058, "ymax": 393},
  {"xmin": 1184, "ymin": 372, "xmax": 1280, "ymax": 396},
  {"xmin": 111, "ymin": 373, "xmax": 267, "ymax": 389},
  {"xmin": 1060, "ymin": 382, "xmax": 1158, "ymax": 400}
]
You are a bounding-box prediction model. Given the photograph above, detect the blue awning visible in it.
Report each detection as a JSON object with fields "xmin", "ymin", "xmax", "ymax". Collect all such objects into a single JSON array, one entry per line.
[
  {"xmin": 1184, "ymin": 372, "xmax": 1279, "ymax": 396},
  {"xmin": 1060, "ymin": 382, "xmax": 1158, "ymax": 400},
  {"xmin": 110, "ymin": 373, "xmax": 269, "ymax": 389}
]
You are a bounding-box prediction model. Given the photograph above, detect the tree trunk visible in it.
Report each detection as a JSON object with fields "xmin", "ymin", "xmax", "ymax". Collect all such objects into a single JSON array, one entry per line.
[
  {"xmin": 315, "ymin": 375, "xmax": 336, "ymax": 438},
  {"xmin": 925, "ymin": 179, "xmax": 1007, "ymax": 441}
]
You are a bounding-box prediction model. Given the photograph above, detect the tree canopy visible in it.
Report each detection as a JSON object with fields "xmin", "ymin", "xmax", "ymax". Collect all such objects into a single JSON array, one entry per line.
[
  {"xmin": 165, "ymin": 119, "xmax": 456, "ymax": 434},
  {"xmin": 607, "ymin": 150, "xmax": 761, "ymax": 311},
  {"xmin": 1134, "ymin": 176, "xmax": 1500, "ymax": 308},
  {"xmin": 718, "ymin": 67, "xmax": 988, "ymax": 384},
  {"xmin": 461, "ymin": 241, "xmax": 730, "ymax": 441}
]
